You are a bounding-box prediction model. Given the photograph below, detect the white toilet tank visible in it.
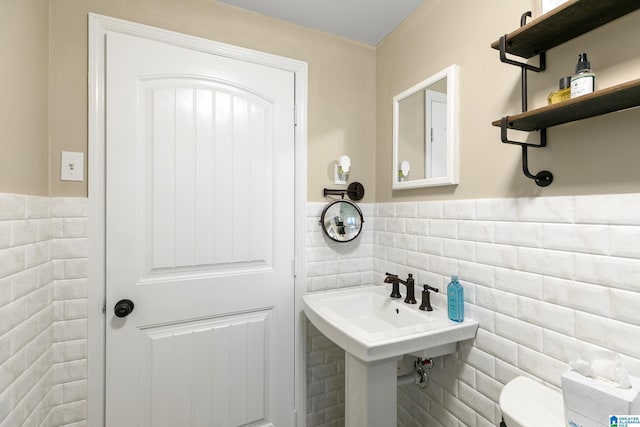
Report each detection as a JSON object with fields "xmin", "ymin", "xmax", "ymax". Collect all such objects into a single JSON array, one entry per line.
[{"xmin": 500, "ymin": 376, "xmax": 565, "ymax": 427}]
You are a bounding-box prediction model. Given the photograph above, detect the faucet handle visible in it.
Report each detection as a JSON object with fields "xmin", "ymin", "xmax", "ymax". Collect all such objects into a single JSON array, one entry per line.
[
  {"xmin": 419, "ymin": 284, "xmax": 437, "ymax": 311},
  {"xmin": 423, "ymin": 284, "xmax": 439, "ymax": 293}
]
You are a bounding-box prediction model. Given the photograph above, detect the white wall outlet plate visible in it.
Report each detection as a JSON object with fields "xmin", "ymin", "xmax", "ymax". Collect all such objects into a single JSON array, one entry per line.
[{"xmin": 61, "ymin": 151, "xmax": 84, "ymax": 181}]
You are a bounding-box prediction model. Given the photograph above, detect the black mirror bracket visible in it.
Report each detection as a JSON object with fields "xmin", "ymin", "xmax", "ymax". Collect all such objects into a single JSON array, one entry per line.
[{"xmin": 323, "ymin": 182, "xmax": 365, "ymax": 201}]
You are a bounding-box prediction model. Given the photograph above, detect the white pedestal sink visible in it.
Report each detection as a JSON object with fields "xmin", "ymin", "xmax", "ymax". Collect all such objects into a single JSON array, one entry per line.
[{"xmin": 303, "ymin": 285, "xmax": 479, "ymax": 427}]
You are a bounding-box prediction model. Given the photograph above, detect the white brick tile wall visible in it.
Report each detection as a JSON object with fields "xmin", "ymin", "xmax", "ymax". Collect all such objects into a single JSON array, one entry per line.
[
  {"xmin": 543, "ymin": 276, "xmax": 610, "ymax": 317},
  {"xmin": 542, "ymin": 223, "xmax": 610, "ymax": 255},
  {"xmin": 517, "ymin": 247, "xmax": 574, "ymax": 279},
  {"xmin": 542, "ymin": 329, "xmax": 597, "ymax": 365},
  {"xmin": 443, "ymin": 239, "xmax": 475, "ymax": 263},
  {"xmin": 476, "ymin": 287, "xmax": 518, "ymax": 317},
  {"xmin": 443, "ymin": 200, "xmax": 475, "ymax": 220},
  {"xmin": 443, "ymin": 389, "xmax": 475, "ymax": 426},
  {"xmin": 47, "ymin": 198, "xmax": 88, "ymax": 427},
  {"xmin": 0, "ymin": 194, "xmax": 26, "ymax": 221},
  {"xmin": 25, "ymin": 198, "xmax": 49, "ymax": 220},
  {"xmin": 49, "ymin": 199, "xmax": 87, "ymax": 219},
  {"xmin": 417, "ymin": 236, "xmax": 442, "ymax": 256},
  {"xmin": 610, "ymin": 288, "xmax": 640, "ymax": 327},
  {"xmin": 475, "ymin": 242, "xmax": 518, "ymax": 270},
  {"xmin": 519, "ymin": 296, "xmax": 576, "ymax": 336},
  {"xmin": 494, "ymin": 267, "xmax": 543, "ymax": 299},
  {"xmin": 610, "ymin": 225, "xmax": 640, "ymax": 259},
  {"xmin": 429, "ymin": 219, "xmax": 457, "ymax": 239},
  {"xmin": 574, "ymin": 194, "xmax": 640, "ymax": 225},
  {"xmin": 306, "ymin": 194, "xmax": 640, "ymax": 427},
  {"xmin": 458, "ymin": 220, "xmax": 494, "ymax": 244},
  {"xmin": 406, "ymin": 218, "xmax": 429, "ymax": 236},
  {"xmin": 517, "ymin": 345, "xmax": 568, "ymax": 387},
  {"xmin": 459, "ymin": 261, "xmax": 494, "ymax": 288},
  {"xmin": 517, "ymin": 196, "xmax": 574, "ymax": 223},
  {"xmin": 474, "ymin": 329, "xmax": 518, "ymax": 365},
  {"xmin": 395, "ymin": 203, "xmax": 417, "ymax": 219},
  {"xmin": 475, "ymin": 198, "xmax": 518, "ymax": 222},
  {"xmin": 574, "ymin": 253, "xmax": 640, "ymax": 292},
  {"xmin": 458, "ymin": 380, "xmax": 495, "ymax": 423},
  {"xmin": 495, "ymin": 314, "xmax": 543, "ymax": 352},
  {"xmin": 494, "ymin": 221, "xmax": 542, "ymax": 248},
  {"xmin": 0, "ymin": 223, "xmax": 11, "ymax": 250},
  {"xmin": 0, "ymin": 194, "xmax": 87, "ymax": 427},
  {"xmin": 417, "ymin": 201, "xmax": 443, "ymax": 219},
  {"xmin": 1, "ymin": 195, "xmax": 606, "ymax": 425}
]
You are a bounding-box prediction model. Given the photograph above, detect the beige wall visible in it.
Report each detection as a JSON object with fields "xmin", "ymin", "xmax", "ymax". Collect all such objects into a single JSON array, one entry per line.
[
  {"xmin": 0, "ymin": 0, "xmax": 49, "ymax": 196},
  {"xmin": 49, "ymin": 0, "xmax": 376, "ymax": 201},
  {"xmin": 7, "ymin": 1, "xmax": 640, "ymax": 201},
  {"xmin": 376, "ymin": 0, "xmax": 640, "ymax": 202}
]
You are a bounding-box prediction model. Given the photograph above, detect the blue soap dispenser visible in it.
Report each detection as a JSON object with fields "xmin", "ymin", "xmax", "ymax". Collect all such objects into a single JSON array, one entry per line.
[{"xmin": 447, "ymin": 275, "xmax": 464, "ymax": 322}]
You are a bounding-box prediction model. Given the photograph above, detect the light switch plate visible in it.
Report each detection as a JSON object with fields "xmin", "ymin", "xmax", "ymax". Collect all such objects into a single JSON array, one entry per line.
[{"xmin": 61, "ymin": 151, "xmax": 84, "ymax": 182}]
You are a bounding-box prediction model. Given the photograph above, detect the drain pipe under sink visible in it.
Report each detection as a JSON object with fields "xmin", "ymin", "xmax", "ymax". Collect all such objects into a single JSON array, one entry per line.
[{"xmin": 397, "ymin": 358, "xmax": 432, "ymax": 388}]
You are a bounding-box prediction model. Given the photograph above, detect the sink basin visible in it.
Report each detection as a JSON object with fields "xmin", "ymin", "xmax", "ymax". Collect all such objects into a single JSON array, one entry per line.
[{"xmin": 303, "ymin": 285, "xmax": 479, "ymax": 363}]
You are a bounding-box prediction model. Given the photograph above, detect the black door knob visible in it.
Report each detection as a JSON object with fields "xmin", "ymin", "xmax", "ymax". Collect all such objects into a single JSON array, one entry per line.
[{"xmin": 114, "ymin": 299, "xmax": 134, "ymax": 318}]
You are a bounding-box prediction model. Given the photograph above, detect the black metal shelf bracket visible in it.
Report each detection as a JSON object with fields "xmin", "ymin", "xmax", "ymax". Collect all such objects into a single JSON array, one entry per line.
[
  {"xmin": 497, "ymin": 11, "xmax": 552, "ymax": 186},
  {"xmin": 498, "ymin": 35, "xmax": 546, "ymax": 73},
  {"xmin": 500, "ymin": 117, "xmax": 553, "ymax": 187},
  {"xmin": 499, "ymin": 32, "xmax": 546, "ymax": 112}
]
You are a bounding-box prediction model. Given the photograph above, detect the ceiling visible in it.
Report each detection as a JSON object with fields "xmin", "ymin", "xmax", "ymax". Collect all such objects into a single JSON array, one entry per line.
[{"xmin": 215, "ymin": 0, "xmax": 425, "ymax": 45}]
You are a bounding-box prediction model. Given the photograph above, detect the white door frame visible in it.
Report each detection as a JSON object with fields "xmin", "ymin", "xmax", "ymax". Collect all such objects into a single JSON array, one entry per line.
[{"xmin": 88, "ymin": 13, "xmax": 308, "ymax": 426}]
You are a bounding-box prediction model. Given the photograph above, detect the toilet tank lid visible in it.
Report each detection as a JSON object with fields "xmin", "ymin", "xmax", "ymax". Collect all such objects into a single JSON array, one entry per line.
[{"xmin": 500, "ymin": 376, "xmax": 564, "ymax": 427}]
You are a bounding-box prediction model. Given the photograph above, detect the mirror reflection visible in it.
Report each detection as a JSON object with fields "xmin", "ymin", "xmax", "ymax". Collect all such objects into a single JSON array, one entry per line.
[
  {"xmin": 319, "ymin": 200, "xmax": 364, "ymax": 243},
  {"xmin": 398, "ymin": 78, "xmax": 447, "ymax": 180},
  {"xmin": 393, "ymin": 65, "xmax": 459, "ymax": 189}
]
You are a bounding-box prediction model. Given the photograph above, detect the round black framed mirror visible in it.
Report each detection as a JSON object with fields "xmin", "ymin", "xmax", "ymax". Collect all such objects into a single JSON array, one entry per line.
[{"xmin": 319, "ymin": 200, "xmax": 364, "ymax": 243}]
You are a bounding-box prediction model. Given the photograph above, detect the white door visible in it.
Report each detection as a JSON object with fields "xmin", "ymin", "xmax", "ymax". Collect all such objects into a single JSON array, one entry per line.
[{"xmin": 105, "ymin": 31, "xmax": 295, "ymax": 426}]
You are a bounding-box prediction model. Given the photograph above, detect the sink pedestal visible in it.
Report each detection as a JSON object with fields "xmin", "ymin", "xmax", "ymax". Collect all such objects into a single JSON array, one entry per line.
[{"xmin": 345, "ymin": 354, "xmax": 400, "ymax": 427}]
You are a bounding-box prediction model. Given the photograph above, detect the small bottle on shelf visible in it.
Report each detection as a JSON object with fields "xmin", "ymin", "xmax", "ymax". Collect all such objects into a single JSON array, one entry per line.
[
  {"xmin": 547, "ymin": 76, "xmax": 572, "ymax": 104},
  {"xmin": 570, "ymin": 53, "xmax": 595, "ymax": 98}
]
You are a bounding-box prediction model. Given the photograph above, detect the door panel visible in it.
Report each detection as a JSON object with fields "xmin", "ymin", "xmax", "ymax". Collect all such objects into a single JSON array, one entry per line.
[
  {"xmin": 140, "ymin": 310, "xmax": 272, "ymax": 426},
  {"xmin": 144, "ymin": 80, "xmax": 273, "ymax": 274},
  {"xmin": 105, "ymin": 31, "xmax": 294, "ymax": 426}
]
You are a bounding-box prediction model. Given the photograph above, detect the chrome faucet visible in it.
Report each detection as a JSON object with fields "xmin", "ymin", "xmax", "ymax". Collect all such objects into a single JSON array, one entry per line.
[{"xmin": 384, "ymin": 272, "xmax": 416, "ymax": 304}]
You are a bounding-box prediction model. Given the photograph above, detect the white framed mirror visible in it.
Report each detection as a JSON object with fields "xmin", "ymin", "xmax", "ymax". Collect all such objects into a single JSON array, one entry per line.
[{"xmin": 393, "ymin": 64, "xmax": 459, "ymax": 189}]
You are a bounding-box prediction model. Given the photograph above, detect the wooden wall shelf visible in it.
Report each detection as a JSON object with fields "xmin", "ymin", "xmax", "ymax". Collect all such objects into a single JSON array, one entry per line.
[
  {"xmin": 492, "ymin": 79, "xmax": 640, "ymax": 131},
  {"xmin": 490, "ymin": 0, "xmax": 640, "ymax": 58}
]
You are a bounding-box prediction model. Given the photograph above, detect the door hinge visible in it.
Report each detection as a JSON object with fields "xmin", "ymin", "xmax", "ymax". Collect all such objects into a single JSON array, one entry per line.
[
  {"xmin": 292, "ymin": 409, "xmax": 297, "ymax": 427},
  {"xmin": 102, "ymin": 301, "xmax": 106, "ymax": 314},
  {"xmin": 294, "ymin": 106, "xmax": 298, "ymax": 126},
  {"xmin": 291, "ymin": 259, "xmax": 297, "ymax": 278}
]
